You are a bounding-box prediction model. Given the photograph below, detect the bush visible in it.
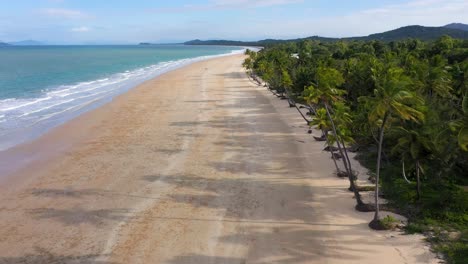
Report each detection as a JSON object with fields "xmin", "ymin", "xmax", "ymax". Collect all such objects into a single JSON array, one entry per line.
[{"xmin": 380, "ymin": 215, "xmax": 400, "ymax": 230}]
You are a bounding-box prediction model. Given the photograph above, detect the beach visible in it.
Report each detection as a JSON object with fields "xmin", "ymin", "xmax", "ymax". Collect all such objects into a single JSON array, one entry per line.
[{"xmin": 0, "ymin": 54, "xmax": 437, "ymax": 263}]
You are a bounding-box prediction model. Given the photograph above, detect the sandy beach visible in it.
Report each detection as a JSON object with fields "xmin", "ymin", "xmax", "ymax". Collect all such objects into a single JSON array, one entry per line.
[{"xmin": 0, "ymin": 54, "xmax": 438, "ymax": 263}]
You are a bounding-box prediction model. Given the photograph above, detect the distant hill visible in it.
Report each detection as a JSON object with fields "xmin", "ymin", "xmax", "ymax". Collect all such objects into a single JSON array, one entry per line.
[
  {"xmin": 351, "ymin": 25, "xmax": 468, "ymax": 41},
  {"xmin": 184, "ymin": 39, "xmax": 261, "ymax": 46},
  {"xmin": 184, "ymin": 24, "xmax": 468, "ymax": 46},
  {"xmin": 184, "ymin": 37, "xmax": 338, "ymax": 47},
  {"xmin": 9, "ymin": 40, "xmax": 44, "ymax": 46},
  {"xmin": 0, "ymin": 41, "xmax": 10, "ymax": 46},
  {"xmin": 444, "ymin": 23, "xmax": 468, "ymax": 32}
]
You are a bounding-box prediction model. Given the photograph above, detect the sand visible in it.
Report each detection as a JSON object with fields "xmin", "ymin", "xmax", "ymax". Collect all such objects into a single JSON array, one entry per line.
[{"xmin": 0, "ymin": 54, "xmax": 438, "ymax": 263}]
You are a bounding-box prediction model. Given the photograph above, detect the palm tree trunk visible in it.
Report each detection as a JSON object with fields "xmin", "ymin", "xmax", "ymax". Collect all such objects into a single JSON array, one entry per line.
[
  {"xmin": 402, "ymin": 160, "xmax": 412, "ymax": 184},
  {"xmin": 416, "ymin": 160, "xmax": 421, "ymax": 200},
  {"xmin": 340, "ymin": 137, "xmax": 353, "ymax": 175},
  {"xmin": 340, "ymin": 136, "xmax": 365, "ymax": 206},
  {"xmin": 324, "ymin": 103, "xmax": 365, "ymax": 206},
  {"xmin": 309, "ymin": 104, "xmax": 318, "ymax": 116},
  {"xmin": 324, "ymin": 103, "xmax": 350, "ymax": 173},
  {"xmin": 295, "ymin": 104, "xmax": 311, "ymax": 124},
  {"xmin": 285, "ymin": 88, "xmax": 292, "ymax": 104},
  {"xmin": 325, "ymin": 131, "xmax": 341, "ymax": 174},
  {"xmin": 373, "ymin": 112, "xmax": 389, "ymax": 221}
]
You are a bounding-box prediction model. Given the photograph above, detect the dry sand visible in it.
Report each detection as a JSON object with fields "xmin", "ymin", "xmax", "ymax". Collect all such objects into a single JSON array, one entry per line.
[{"xmin": 0, "ymin": 54, "xmax": 438, "ymax": 263}]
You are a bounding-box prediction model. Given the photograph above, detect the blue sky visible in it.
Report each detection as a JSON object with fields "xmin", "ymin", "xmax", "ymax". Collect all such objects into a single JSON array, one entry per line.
[{"xmin": 0, "ymin": 0, "xmax": 467, "ymax": 44}]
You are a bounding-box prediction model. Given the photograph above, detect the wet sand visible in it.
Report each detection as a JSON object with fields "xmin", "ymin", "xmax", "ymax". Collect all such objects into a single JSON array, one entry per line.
[{"xmin": 0, "ymin": 54, "xmax": 437, "ymax": 263}]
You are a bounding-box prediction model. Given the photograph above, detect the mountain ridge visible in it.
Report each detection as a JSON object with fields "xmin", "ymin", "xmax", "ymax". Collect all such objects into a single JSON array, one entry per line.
[
  {"xmin": 444, "ymin": 23, "xmax": 468, "ymax": 31},
  {"xmin": 182, "ymin": 23, "xmax": 468, "ymax": 46}
]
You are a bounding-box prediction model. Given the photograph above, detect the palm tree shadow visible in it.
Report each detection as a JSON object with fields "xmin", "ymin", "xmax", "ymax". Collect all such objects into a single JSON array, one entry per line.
[
  {"xmin": 0, "ymin": 247, "xmax": 116, "ymax": 264},
  {"xmin": 28, "ymin": 207, "xmax": 130, "ymax": 226},
  {"xmin": 167, "ymin": 254, "xmax": 245, "ymax": 264},
  {"xmin": 165, "ymin": 222, "xmax": 428, "ymax": 264},
  {"xmin": 144, "ymin": 174, "xmax": 317, "ymax": 223},
  {"xmin": 29, "ymin": 188, "xmax": 100, "ymax": 198}
]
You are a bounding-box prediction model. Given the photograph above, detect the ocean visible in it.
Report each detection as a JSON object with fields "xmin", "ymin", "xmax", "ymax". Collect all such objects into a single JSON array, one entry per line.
[{"xmin": 0, "ymin": 45, "xmax": 244, "ymax": 151}]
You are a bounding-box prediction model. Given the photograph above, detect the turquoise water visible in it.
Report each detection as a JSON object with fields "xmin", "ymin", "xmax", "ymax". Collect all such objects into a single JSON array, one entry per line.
[{"xmin": 0, "ymin": 45, "xmax": 243, "ymax": 151}]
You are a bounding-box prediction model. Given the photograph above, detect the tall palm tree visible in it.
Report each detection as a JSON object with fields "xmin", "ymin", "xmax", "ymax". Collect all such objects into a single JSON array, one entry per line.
[
  {"xmin": 304, "ymin": 67, "xmax": 368, "ymax": 209},
  {"xmin": 331, "ymin": 101, "xmax": 356, "ymax": 181},
  {"xmin": 360, "ymin": 66, "xmax": 425, "ymax": 229},
  {"xmin": 309, "ymin": 108, "xmax": 341, "ymax": 174}
]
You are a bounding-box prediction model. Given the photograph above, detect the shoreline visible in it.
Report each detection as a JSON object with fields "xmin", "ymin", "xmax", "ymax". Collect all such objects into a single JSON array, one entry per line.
[
  {"xmin": 0, "ymin": 47, "xmax": 244, "ymax": 153},
  {"xmin": 0, "ymin": 51, "xmax": 243, "ymax": 180},
  {"xmin": 0, "ymin": 54, "xmax": 437, "ymax": 263}
]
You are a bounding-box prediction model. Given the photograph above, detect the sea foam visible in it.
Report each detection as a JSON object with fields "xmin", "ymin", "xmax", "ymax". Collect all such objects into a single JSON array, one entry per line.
[{"xmin": 0, "ymin": 48, "xmax": 245, "ymax": 151}]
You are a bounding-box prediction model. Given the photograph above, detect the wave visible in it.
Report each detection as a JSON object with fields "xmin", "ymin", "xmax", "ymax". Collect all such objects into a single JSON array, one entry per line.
[{"xmin": 0, "ymin": 48, "xmax": 245, "ymax": 151}]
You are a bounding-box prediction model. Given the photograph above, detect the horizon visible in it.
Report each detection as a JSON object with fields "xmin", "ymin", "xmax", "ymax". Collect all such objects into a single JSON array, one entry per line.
[{"xmin": 0, "ymin": 0, "xmax": 467, "ymax": 45}]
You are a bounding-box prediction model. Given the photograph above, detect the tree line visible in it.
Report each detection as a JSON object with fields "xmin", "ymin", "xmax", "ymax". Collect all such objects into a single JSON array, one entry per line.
[{"xmin": 243, "ymin": 36, "xmax": 467, "ymax": 263}]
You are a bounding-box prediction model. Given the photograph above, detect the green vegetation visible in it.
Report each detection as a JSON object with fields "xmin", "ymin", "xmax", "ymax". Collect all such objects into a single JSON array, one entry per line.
[
  {"xmin": 380, "ymin": 215, "xmax": 400, "ymax": 230},
  {"xmin": 243, "ymin": 36, "xmax": 468, "ymax": 263}
]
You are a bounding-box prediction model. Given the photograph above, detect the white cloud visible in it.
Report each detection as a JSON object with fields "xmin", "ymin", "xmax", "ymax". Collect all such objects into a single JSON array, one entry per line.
[
  {"xmin": 71, "ymin": 26, "xmax": 91, "ymax": 32},
  {"xmin": 40, "ymin": 8, "xmax": 87, "ymax": 19},
  {"xmin": 334, "ymin": 0, "xmax": 468, "ymax": 35},
  {"xmin": 151, "ymin": 0, "xmax": 303, "ymax": 13},
  {"xmin": 212, "ymin": 0, "xmax": 303, "ymax": 8},
  {"xmin": 241, "ymin": 0, "xmax": 468, "ymax": 38}
]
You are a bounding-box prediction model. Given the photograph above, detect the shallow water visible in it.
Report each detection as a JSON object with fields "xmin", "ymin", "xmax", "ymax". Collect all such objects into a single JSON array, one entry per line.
[{"xmin": 0, "ymin": 45, "xmax": 243, "ymax": 151}]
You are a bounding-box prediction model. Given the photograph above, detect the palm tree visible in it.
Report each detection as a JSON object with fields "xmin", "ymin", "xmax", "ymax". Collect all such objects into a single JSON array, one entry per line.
[
  {"xmin": 281, "ymin": 69, "xmax": 296, "ymax": 107},
  {"xmin": 331, "ymin": 101, "xmax": 356, "ymax": 179},
  {"xmin": 304, "ymin": 67, "xmax": 368, "ymax": 210},
  {"xmin": 309, "ymin": 108, "xmax": 341, "ymax": 174},
  {"xmin": 360, "ymin": 66, "xmax": 425, "ymax": 229},
  {"xmin": 391, "ymin": 125, "xmax": 432, "ymax": 200}
]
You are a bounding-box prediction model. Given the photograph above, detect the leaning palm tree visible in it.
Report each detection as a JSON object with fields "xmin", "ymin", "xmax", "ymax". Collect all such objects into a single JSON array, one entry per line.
[
  {"xmin": 359, "ymin": 66, "xmax": 425, "ymax": 229},
  {"xmin": 306, "ymin": 67, "xmax": 352, "ymax": 177},
  {"xmin": 331, "ymin": 101, "xmax": 356, "ymax": 179},
  {"xmin": 309, "ymin": 108, "xmax": 341, "ymax": 174},
  {"xmin": 304, "ymin": 67, "xmax": 368, "ymax": 210}
]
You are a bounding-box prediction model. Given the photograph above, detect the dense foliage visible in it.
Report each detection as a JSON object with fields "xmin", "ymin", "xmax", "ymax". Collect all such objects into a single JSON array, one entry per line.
[{"xmin": 244, "ymin": 36, "xmax": 468, "ymax": 263}]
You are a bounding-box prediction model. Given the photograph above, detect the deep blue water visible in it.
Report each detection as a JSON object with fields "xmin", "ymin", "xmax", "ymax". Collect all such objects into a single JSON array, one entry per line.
[{"xmin": 0, "ymin": 45, "xmax": 243, "ymax": 151}]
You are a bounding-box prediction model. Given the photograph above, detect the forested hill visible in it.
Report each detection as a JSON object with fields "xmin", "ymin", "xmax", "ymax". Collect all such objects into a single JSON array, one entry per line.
[
  {"xmin": 444, "ymin": 23, "xmax": 468, "ymax": 31},
  {"xmin": 184, "ymin": 24, "xmax": 468, "ymax": 46},
  {"xmin": 357, "ymin": 25, "xmax": 468, "ymax": 41},
  {"xmin": 0, "ymin": 42, "xmax": 10, "ymax": 46},
  {"xmin": 184, "ymin": 37, "xmax": 336, "ymax": 46}
]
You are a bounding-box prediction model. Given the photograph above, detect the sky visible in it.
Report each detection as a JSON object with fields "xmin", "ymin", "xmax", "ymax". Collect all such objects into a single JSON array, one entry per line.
[{"xmin": 0, "ymin": 0, "xmax": 467, "ymax": 44}]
